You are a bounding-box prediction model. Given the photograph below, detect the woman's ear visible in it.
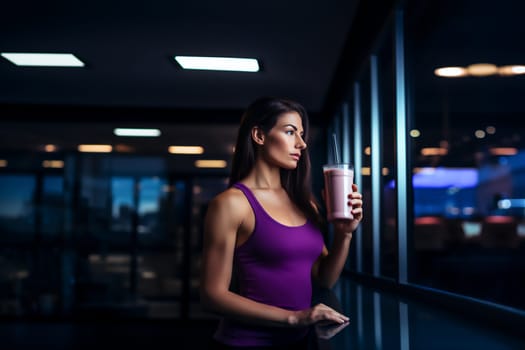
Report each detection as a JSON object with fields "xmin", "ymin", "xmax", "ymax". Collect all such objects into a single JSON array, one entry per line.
[{"xmin": 251, "ymin": 126, "xmax": 265, "ymax": 146}]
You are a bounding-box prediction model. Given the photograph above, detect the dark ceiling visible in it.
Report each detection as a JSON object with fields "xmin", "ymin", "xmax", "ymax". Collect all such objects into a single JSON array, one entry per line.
[{"xmin": 0, "ymin": 0, "xmax": 360, "ymax": 115}]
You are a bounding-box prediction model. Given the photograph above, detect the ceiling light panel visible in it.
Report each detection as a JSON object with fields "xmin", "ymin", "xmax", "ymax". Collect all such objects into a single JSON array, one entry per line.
[
  {"xmin": 1, "ymin": 53, "xmax": 85, "ymax": 67},
  {"xmin": 114, "ymin": 128, "xmax": 161, "ymax": 137},
  {"xmin": 174, "ymin": 56, "xmax": 259, "ymax": 72},
  {"xmin": 168, "ymin": 146, "xmax": 204, "ymax": 154},
  {"xmin": 194, "ymin": 160, "xmax": 227, "ymax": 168},
  {"xmin": 78, "ymin": 145, "xmax": 113, "ymax": 153}
]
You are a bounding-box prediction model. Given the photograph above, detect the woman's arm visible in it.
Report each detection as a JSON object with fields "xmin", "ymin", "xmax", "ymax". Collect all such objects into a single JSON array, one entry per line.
[
  {"xmin": 200, "ymin": 190, "xmax": 349, "ymax": 327},
  {"xmin": 312, "ymin": 184, "xmax": 363, "ymax": 288}
]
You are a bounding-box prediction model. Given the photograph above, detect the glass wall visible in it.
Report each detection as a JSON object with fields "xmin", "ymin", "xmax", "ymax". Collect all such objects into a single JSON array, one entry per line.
[
  {"xmin": 375, "ymin": 19, "xmax": 398, "ymax": 280},
  {"xmin": 0, "ymin": 150, "xmax": 229, "ymax": 319},
  {"xmin": 405, "ymin": 0, "xmax": 525, "ymax": 309},
  {"xmin": 0, "ymin": 174, "xmax": 36, "ymax": 236},
  {"xmin": 357, "ymin": 64, "xmax": 374, "ymax": 275},
  {"xmin": 330, "ymin": 0, "xmax": 525, "ymax": 313}
]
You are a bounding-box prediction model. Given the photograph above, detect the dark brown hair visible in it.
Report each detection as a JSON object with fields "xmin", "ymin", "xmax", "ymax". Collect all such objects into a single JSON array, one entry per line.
[{"xmin": 229, "ymin": 97, "xmax": 322, "ymax": 227}]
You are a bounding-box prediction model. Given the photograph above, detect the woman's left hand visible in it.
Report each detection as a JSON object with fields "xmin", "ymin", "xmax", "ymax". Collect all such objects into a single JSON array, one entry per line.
[{"xmin": 332, "ymin": 184, "xmax": 363, "ymax": 236}]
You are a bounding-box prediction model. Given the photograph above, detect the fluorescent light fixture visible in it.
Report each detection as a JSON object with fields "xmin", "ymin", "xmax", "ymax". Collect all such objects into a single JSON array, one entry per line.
[
  {"xmin": 78, "ymin": 144, "xmax": 113, "ymax": 153},
  {"xmin": 489, "ymin": 147, "xmax": 518, "ymax": 156},
  {"xmin": 434, "ymin": 66, "xmax": 468, "ymax": 77},
  {"xmin": 42, "ymin": 160, "xmax": 64, "ymax": 168},
  {"xmin": 498, "ymin": 65, "xmax": 525, "ymax": 76},
  {"xmin": 1, "ymin": 53, "xmax": 85, "ymax": 67},
  {"xmin": 436, "ymin": 64, "xmax": 525, "ymax": 78},
  {"xmin": 420, "ymin": 147, "xmax": 448, "ymax": 156},
  {"xmin": 510, "ymin": 65, "xmax": 525, "ymax": 74},
  {"xmin": 175, "ymin": 56, "xmax": 259, "ymax": 72},
  {"xmin": 168, "ymin": 146, "xmax": 204, "ymax": 154},
  {"xmin": 467, "ymin": 63, "xmax": 498, "ymax": 77},
  {"xmin": 44, "ymin": 144, "xmax": 57, "ymax": 152},
  {"xmin": 114, "ymin": 128, "xmax": 161, "ymax": 137},
  {"xmin": 194, "ymin": 160, "xmax": 227, "ymax": 168},
  {"xmin": 114, "ymin": 144, "xmax": 135, "ymax": 153}
]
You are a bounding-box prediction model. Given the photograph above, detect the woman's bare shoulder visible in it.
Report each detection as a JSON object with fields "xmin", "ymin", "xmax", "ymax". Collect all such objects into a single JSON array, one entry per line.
[{"xmin": 208, "ymin": 186, "xmax": 250, "ymax": 217}]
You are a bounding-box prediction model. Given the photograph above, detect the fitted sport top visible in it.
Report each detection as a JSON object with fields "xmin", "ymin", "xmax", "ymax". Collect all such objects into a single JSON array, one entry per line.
[{"xmin": 213, "ymin": 182, "xmax": 324, "ymax": 347}]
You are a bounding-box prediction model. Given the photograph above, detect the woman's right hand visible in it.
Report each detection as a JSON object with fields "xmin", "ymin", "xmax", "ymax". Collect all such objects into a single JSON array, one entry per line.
[{"xmin": 288, "ymin": 303, "xmax": 349, "ymax": 327}]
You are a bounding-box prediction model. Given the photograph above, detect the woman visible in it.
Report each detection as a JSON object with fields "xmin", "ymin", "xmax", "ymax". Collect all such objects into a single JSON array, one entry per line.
[{"xmin": 200, "ymin": 97, "xmax": 363, "ymax": 349}]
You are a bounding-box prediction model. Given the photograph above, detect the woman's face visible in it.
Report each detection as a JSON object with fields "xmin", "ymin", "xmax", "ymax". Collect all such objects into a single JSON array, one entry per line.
[{"xmin": 260, "ymin": 111, "xmax": 307, "ymax": 169}]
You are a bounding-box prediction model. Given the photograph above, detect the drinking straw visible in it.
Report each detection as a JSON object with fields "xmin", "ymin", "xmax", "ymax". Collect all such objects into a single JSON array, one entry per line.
[{"xmin": 331, "ymin": 133, "xmax": 341, "ymax": 164}]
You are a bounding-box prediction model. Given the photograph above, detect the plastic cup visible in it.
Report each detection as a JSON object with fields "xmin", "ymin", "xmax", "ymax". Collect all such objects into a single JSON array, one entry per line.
[{"xmin": 323, "ymin": 163, "xmax": 354, "ymax": 221}]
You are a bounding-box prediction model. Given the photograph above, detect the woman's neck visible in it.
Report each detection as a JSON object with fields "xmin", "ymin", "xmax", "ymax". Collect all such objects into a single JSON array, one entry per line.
[{"xmin": 244, "ymin": 160, "xmax": 282, "ymax": 189}]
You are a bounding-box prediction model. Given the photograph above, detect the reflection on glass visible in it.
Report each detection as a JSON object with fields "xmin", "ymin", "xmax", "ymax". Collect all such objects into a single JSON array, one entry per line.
[
  {"xmin": 399, "ymin": 302, "xmax": 409, "ymax": 350},
  {"xmin": 407, "ymin": 0, "xmax": 525, "ymax": 310},
  {"xmin": 356, "ymin": 285, "xmax": 364, "ymax": 348},
  {"xmin": 111, "ymin": 176, "xmax": 134, "ymax": 232},
  {"xmin": 374, "ymin": 292, "xmax": 383, "ymax": 350},
  {"xmin": 41, "ymin": 175, "xmax": 64, "ymax": 235},
  {"xmin": 138, "ymin": 177, "xmax": 168, "ymax": 235},
  {"xmin": 315, "ymin": 320, "xmax": 350, "ymax": 339},
  {"xmin": 0, "ymin": 174, "xmax": 36, "ymax": 234}
]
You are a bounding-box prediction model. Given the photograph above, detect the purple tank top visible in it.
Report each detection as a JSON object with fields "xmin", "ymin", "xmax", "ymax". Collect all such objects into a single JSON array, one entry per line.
[{"xmin": 213, "ymin": 182, "xmax": 324, "ymax": 347}]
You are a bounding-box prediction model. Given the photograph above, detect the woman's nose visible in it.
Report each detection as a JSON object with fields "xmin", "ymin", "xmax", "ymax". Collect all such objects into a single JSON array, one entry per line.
[{"xmin": 296, "ymin": 136, "xmax": 307, "ymax": 149}]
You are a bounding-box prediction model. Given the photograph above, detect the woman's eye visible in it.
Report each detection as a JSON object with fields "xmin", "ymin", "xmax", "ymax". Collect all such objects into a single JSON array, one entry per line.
[{"xmin": 286, "ymin": 130, "xmax": 294, "ymax": 135}]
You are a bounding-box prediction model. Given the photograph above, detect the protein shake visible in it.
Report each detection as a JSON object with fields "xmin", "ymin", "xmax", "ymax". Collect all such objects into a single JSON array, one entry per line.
[{"xmin": 323, "ymin": 163, "xmax": 354, "ymax": 221}]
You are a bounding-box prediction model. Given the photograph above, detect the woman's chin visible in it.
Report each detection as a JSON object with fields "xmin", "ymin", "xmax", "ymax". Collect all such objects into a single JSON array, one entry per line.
[{"xmin": 283, "ymin": 163, "xmax": 299, "ymax": 170}]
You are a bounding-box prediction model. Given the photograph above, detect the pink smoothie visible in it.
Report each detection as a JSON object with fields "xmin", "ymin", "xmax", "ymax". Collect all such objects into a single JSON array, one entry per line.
[{"xmin": 323, "ymin": 167, "xmax": 354, "ymax": 221}]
